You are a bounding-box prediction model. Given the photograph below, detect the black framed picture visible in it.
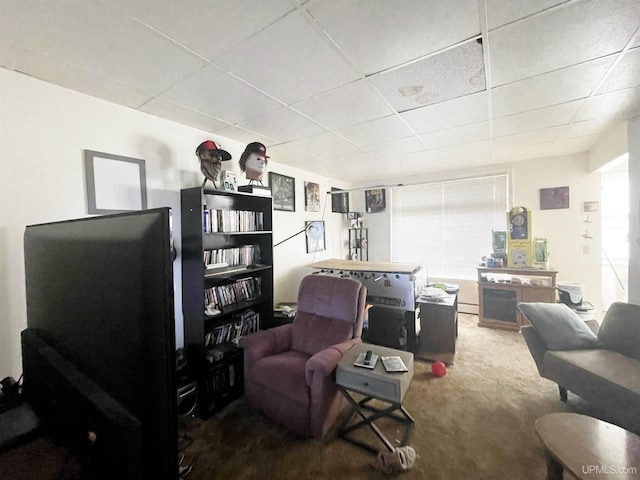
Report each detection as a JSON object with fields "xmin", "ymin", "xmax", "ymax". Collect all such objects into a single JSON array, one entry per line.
[
  {"xmin": 269, "ymin": 172, "xmax": 295, "ymax": 212},
  {"xmin": 331, "ymin": 187, "xmax": 349, "ymax": 213},
  {"xmin": 305, "ymin": 220, "xmax": 325, "ymax": 253},
  {"xmin": 365, "ymin": 188, "xmax": 386, "ymax": 213},
  {"xmin": 305, "ymin": 181, "xmax": 320, "ymax": 212},
  {"xmin": 540, "ymin": 186, "xmax": 570, "ymax": 210}
]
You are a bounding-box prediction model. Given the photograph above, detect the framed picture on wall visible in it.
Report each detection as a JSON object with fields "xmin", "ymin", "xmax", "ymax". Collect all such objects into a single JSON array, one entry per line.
[
  {"xmin": 305, "ymin": 181, "xmax": 320, "ymax": 212},
  {"xmin": 540, "ymin": 186, "xmax": 570, "ymax": 210},
  {"xmin": 269, "ymin": 172, "xmax": 295, "ymax": 212},
  {"xmin": 331, "ymin": 187, "xmax": 349, "ymax": 213},
  {"xmin": 365, "ymin": 188, "xmax": 386, "ymax": 213},
  {"xmin": 84, "ymin": 150, "xmax": 147, "ymax": 214},
  {"xmin": 305, "ymin": 220, "xmax": 325, "ymax": 253}
]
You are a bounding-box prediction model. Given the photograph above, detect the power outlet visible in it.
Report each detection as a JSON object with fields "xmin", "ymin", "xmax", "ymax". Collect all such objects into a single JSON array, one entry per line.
[{"xmin": 583, "ymin": 245, "xmax": 590, "ymax": 254}]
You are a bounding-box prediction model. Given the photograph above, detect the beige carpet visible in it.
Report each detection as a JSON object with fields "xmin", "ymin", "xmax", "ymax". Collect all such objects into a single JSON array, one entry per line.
[
  {"xmin": 1, "ymin": 314, "xmax": 615, "ymax": 479},
  {"xmin": 180, "ymin": 314, "xmax": 612, "ymax": 480}
]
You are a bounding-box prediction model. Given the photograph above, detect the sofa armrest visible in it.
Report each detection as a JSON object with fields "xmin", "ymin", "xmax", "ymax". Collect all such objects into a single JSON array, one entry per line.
[
  {"xmin": 240, "ymin": 324, "xmax": 292, "ymax": 368},
  {"xmin": 584, "ymin": 319, "xmax": 600, "ymax": 335},
  {"xmin": 305, "ymin": 338, "xmax": 361, "ymax": 385},
  {"xmin": 520, "ymin": 325, "xmax": 548, "ymax": 376}
]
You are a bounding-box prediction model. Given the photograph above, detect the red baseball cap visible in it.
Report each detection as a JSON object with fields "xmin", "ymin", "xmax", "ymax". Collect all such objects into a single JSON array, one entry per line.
[{"xmin": 196, "ymin": 140, "xmax": 231, "ymax": 161}]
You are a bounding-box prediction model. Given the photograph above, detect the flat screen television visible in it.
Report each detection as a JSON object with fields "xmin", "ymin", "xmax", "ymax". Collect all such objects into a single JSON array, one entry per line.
[{"xmin": 22, "ymin": 208, "xmax": 177, "ymax": 479}]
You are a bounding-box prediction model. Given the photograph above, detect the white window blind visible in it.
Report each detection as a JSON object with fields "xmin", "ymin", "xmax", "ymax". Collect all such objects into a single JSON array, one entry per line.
[{"xmin": 391, "ymin": 174, "xmax": 509, "ymax": 279}]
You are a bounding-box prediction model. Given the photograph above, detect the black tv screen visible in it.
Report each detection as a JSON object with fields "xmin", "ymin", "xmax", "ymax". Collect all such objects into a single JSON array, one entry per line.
[{"xmin": 23, "ymin": 208, "xmax": 177, "ymax": 479}]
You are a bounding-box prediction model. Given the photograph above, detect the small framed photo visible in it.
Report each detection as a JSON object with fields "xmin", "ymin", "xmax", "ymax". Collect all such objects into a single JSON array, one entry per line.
[
  {"xmin": 331, "ymin": 187, "xmax": 349, "ymax": 213},
  {"xmin": 84, "ymin": 150, "xmax": 147, "ymax": 214},
  {"xmin": 304, "ymin": 181, "xmax": 320, "ymax": 212},
  {"xmin": 305, "ymin": 220, "xmax": 325, "ymax": 253},
  {"xmin": 269, "ymin": 172, "xmax": 295, "ymax": 212},
  {"xmin": 540, "ymin": 186, "xmax": 570, "ymax": 210},
  {"xmin": 582, "ymin": 201, "xmax": 599, "ymax": 213},
  {"xmin": 365, "ymin": 188, "xmax": 386, "ymax": 213}
]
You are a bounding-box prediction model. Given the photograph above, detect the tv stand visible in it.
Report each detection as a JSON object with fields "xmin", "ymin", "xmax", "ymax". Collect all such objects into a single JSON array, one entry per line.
[{"xmin": 477, "ymin": 267, "xmax": 557, "ymax": 331}]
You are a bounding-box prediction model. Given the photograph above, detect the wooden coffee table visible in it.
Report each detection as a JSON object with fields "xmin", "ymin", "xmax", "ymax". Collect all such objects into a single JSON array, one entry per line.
[{"xmin": 535, "ymin": 412, "xmax": 640, "ymax": 479}]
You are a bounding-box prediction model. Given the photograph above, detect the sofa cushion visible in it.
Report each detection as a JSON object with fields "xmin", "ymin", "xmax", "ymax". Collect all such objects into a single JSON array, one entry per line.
[
  {"xmin": 518, "ymin": 302, "xmax": 603, "ymax": 350},
  {"xmin": 598, "ymin": 302, "xmax": 640, "ymax": 362}
]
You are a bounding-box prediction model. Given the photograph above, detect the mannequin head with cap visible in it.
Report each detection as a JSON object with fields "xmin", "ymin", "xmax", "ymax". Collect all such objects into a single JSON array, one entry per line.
[{"xmin": 239, "ymin": 142, "xmax": 269, "ymax": 182}]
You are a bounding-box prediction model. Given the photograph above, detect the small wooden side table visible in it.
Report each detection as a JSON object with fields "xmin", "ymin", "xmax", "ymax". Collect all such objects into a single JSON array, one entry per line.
[
  {"xmin": 535, "ymin": 412, "xmax": 640, "ymax": 479},
  {"xmin": 336, "ymin": 343, "xmax": 415, "ymax": 454}
]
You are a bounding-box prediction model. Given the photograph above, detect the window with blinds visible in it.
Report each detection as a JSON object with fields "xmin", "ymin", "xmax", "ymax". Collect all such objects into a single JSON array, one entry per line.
[{"xmin": 391, "ymin": 174, "xmax": 509, "ymax": 279}]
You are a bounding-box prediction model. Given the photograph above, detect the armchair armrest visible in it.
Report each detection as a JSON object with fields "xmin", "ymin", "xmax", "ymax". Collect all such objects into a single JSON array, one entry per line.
[
  {"xmin": 240, "ymin": 324, "xmax": 292, "ymax": 368},
  {"xmin": 305, "ymin": 338, "xmax": 361, "ymax": 385}
]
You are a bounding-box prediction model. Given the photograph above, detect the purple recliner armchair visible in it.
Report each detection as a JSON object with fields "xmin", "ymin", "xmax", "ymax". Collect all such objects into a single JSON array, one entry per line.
[{"xmin": 241, "ymin": 274, "xmax": 367, "ymax": 438}]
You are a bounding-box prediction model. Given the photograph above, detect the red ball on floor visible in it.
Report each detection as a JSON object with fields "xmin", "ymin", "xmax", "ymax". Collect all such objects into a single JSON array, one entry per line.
[{"xmin": 432, "ymin": 361, "xmax": 447, "ymax": 377}]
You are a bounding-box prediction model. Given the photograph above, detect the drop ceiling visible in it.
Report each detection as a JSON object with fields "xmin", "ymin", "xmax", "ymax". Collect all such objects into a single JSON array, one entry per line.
[{"xmin": 1, "ymin": 0, "xmax": 639, "ymax": 183}]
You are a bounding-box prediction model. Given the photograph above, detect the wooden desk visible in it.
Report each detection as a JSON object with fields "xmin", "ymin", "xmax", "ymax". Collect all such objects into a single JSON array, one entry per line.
[
  {"xmin": 535, "ymin": 412, "xmax": 640, "ymax": 479},
  {"xmin": 336, "ymin": 343, "xmax": 415, "ymax": 454},
  {"xmin": 416, "ymin": 293, "xmax": 458, "ymax": 364}
]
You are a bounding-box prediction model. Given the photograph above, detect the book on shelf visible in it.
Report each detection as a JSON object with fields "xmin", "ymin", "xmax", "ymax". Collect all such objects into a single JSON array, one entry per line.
[
  {"xmin": 354, "ymin": 351, "xmax": 379, "ymax": 369},
  {"xmin": 381, "ymin": 356, "xmax": 409, "ymax": 372}
]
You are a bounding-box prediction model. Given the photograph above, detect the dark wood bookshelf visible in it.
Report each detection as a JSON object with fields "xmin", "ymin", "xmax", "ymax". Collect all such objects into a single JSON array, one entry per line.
[{"xmin": 181, "ymin": 187, "xmax": 273, "ymax": 418}]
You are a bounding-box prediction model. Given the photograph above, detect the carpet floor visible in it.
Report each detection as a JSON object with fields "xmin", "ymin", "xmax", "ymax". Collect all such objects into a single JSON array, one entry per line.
[
  {"xmin": 180, "ymin": 314, "xmax": 613, "ymax": 480},
  {"xmin": 0, "ymin": 313, "xmax": 619, "ymax": 479}
]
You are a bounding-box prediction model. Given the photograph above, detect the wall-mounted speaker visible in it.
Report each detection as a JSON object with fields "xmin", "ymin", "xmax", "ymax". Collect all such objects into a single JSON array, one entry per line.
[{"xmin": 177, "ymin": 381, "xmax": 198, "ymax": 419}]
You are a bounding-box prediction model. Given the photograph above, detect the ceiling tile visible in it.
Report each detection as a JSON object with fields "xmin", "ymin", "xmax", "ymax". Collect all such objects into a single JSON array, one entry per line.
[
  {"xmin": 547, "ymin": 134, "xmax": 600, "ymax": 156},
  {"xmin": 490, "ymin": 0, "xmax": 640, "ymax": 86},
  {"xmin": 596, "ymin": 47, "xmax": 640, "ymax": 94},
  {"xmin": 401, "ymin": 92, "xmax": 488, "ymax": 134},
  {"xmin": 491, "ymin": 142, "xmax": 555, "ymax": 164},
  {"xmin": 369, "ymin": 136, "xmax": 426, "ymax": 159},
  {"xmin": 293, "ymin": 79, "xmax": 394, "ymax": 130},
  {"xmin": 491, "ymin": 56, "xmax": 614, "ymax": 117},
  {"xmin": 238, "ymin": 108, "xmax": 327, "ymax": 143},
  {"xmin": 141, "ymin": 98, "xmax": 232, "ymax": 132},
  {"xmin": 492, "ymin": 125, "xmax": 564, "ymax": 150},
  {"xmin": 215, "ymin": 11, "xmax": 360, "ymax": 104},
  {"xmin": 14, "ymin": 48, "xmax": 154, "ymax": 108},
  {"xmin": 371, "ymin": 40, "xmax": 485, "ymax": 112},
  {"xmin": 2, "ymin": 1, "xmax": 206, "ymax": 95},
  {"xmin": 485, "ymin": 0, "xmax": 567, "ymax": 30},
  {"xmin": 573, "ymin": 86, "xmax": 640, "ymax": 121},
  {"xmin": 264, "ymin": 143, "xmax": 322, "ymax": 168},
  {"xmin": 420, "ymin": 122, "xmax": 489, "ymax": 149},
  {"xmin": 105, "ymin": 0, "xmax": 295, "ymax": 61},
  {"xmin": 214, "ymin": 125, "xmax": 274, "ymax": 148},
  {"xmin": 286, "ymin": 131, "xmax": 365, "ymax": 160},
  {"xmin": 308, "ymin": 0, "xmax": 480, "ymax": 75},
  {"xmin": 493, "ymin": 100, "xmax": 582, "ymax": 137},
  {"xmin": 160, "ymin": 64, "xmax": 282, "ymax": 124},
  {"xmin": 557, "ymin": 116, "xmax": 616, "ymax": 138},
  {"xmin": 431, "ymin": 140, "xmax": 491, "ymax": 160},
  {"xmin": 336, "ymin": 115, "xmax": 414, "ymax": 147}
]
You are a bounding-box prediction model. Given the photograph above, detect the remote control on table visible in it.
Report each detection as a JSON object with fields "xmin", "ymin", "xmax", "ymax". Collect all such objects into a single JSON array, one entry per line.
[{"xmin": 364, "ymin": 350, "xmax": 373, "ymax": 365}]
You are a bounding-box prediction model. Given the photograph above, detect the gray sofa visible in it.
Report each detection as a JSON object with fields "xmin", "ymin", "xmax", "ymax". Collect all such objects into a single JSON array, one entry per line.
[{"xmin": 520, "ymin": 301, "xmax": 640, "ymax": 434}]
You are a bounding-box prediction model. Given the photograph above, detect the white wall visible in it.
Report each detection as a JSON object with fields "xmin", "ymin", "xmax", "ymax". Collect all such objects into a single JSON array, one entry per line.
[
  {"xmin": 628, "ymin": 116, "xmax": 640, "ymax": 305},
  {"xmin": 0, "ymin": 69, "xmax": 349, "ymax": 379},
  {"xmin": 361, "ymin": 155, "xmax": 604, "ymax": 316}
]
